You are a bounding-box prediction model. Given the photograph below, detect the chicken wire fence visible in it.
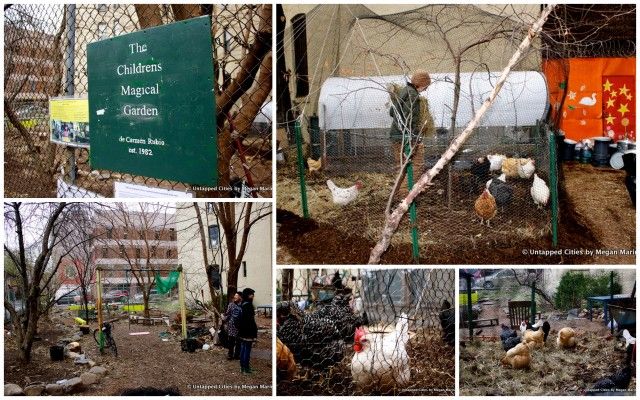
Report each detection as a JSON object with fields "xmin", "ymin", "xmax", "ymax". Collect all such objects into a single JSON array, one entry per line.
[
  {"xmin": 4, "ymin": 4, "xmax": 272, "ymax": 198},
  {"xmin": 274, "ymin": 4, "xmax": 640, "ymax": 262},
  {"xmin": 276, "ymin": 268, "xmax": 455, "ymax": 396}
]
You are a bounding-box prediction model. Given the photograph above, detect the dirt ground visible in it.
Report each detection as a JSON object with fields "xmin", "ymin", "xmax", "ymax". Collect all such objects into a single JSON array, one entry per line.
[
  {"xmin": 277, "ymin": 329, "xmax": 454, "ymax": 396},
  {"xmin": 276, "ymin": 161, "xmax": 635, "ymax": 264},
  {"xmin": 459, "ymin": 327, "xmax": 635, "ymax": 396},
  {"xmin": 4, "ymin": 309, "xmax": 272, "ymax": 396}
]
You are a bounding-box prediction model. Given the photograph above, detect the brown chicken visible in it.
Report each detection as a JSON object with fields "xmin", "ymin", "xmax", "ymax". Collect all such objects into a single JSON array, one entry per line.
[
  {"xmin": 501, "ymin": 342, "xmax": 531, "ymax": 369},
  {"xmin": 474, "ymin": 189, "xmax": 497, "ymax": 227},
  {"xmin": 557, "ymin": 327, "xmax": 577, "ymax": 349},
  {"xmin": 276, "ymin": 337, "xmax": 297, "ymax": 381},
  {"xmin": 307, "ymin": 157, "xmax": 322, "ymax": 174}
]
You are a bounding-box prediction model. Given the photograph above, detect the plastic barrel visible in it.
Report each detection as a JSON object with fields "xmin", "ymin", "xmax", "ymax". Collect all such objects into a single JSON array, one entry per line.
[
  {"xmin": 50, "ymin": 345, "xmax": 64, "ymax": 361},
  {"xmin": 609, "ymin": 143, "xmax": 618, "ymax": 156},
  {"xmin": 580, "ymin": 146, "xmax": 592, "ymax": 164},
  {"xmin": 592, "ymin": 137, "xmax": 611, "ymax": 166},
  {"xmin": 562, "ymin": 139, "xmax": 577, "ymax": 161}
]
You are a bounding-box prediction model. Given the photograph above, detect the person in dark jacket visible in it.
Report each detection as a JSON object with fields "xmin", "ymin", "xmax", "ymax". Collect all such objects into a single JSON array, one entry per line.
[
  {"xmin": 238, "ymin": 288, "xmax": 258, "ymax": 374},
  {"xmin": 222, "ymin": 291, "xmax": 243, "ymax": 360}
]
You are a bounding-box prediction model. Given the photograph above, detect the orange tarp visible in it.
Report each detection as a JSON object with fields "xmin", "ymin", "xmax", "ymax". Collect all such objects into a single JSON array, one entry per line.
[{"xmin": 543, "ymin": 57, "xmax": 636, "ymax": 141}]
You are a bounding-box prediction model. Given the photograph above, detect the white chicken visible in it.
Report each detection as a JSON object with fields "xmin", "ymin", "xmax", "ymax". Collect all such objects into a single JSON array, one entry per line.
[
  {"xmin": 530, "ymin": 173, "xmax": 550, "ymax": 208},
  {"xmin": 517, "ymin": 158, "xmax": 536, "ymax": 179},
  {"xmin": 351, "ymin": 313, "xmax": 411, "ymax": 393},
  {"xmin": 327, "ymin": 179, "xmax": 363, "ymax": 206},
  {"xmin": 486, "ymin": 173, "xmax": 507, "ymax": 189},
  {"xmin": 487, "ymin": 154, "xmax": 506, "ymax": 172}
]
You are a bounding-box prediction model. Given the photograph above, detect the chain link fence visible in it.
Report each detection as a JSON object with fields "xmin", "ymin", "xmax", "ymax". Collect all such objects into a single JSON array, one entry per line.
[
  {"xmin": 276, "ymin": 268, "xmax": 455, "ymax": 396},
  {"xmin": 5, "ymin": 4, "xmax": 272, "ymax": 198}
]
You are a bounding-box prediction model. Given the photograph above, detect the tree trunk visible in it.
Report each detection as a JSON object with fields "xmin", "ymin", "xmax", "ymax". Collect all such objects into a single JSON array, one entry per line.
[
  {"xmin": 135, "ymin": 5, "xmax": 164, "ymax": 28},
  {"xmin": 368, "ymin": 4, "xmax": 557, "ymax": 264}
]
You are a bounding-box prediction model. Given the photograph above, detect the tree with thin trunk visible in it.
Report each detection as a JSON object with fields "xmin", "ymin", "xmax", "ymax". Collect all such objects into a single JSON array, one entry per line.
[
  {"xmin": 209, "ymin": 203, "xmax": 272, "ymax": 303},
  {"xmin": 4, "ymin": 202, "xmax": 92, "ymax": 362}
]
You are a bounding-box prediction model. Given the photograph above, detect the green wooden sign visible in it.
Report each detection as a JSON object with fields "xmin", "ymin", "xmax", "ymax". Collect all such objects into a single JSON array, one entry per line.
[{"xmin": 87, "ymin": 16, "xmax": 217, "ymax": 186}]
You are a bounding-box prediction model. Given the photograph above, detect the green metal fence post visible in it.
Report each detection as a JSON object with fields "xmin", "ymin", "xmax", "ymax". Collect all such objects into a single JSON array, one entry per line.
[
  {"xmin": 294, "ymin": 120, "xmax": 309, "ymax": 219},
  {"xmin": 404, "ymin": 141, "xmax": 420, "ymax": 263},
  {"xmin": 531, "ymin": 280, "xmax": 536, "ymax": 324},
  {"xmin": 466, "ymin": 274, "xmax": 473, "ymax": 340},
  {"xmin": 548, "ymin": 128, "xmax": 559, "ymax": 247}
]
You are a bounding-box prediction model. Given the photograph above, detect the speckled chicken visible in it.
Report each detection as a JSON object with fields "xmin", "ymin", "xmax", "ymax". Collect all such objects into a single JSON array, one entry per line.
[{"xmin": 474, "ymin": 189, "xmax": 497, "ymax": 227}]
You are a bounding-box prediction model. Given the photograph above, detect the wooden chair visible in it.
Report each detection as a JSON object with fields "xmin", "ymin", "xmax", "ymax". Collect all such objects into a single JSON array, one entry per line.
[{"xmin": 508, "ymin": 301, "xmax": 538, "ymax": 329}]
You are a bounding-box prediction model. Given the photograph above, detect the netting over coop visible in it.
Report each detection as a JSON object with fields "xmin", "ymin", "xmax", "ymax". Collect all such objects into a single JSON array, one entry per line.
[{"xmin": 317, "ymin": 71, "xmax": 549, "ymax": 174}]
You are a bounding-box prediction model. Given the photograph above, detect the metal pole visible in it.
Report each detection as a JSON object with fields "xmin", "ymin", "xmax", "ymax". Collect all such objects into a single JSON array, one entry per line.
[
  {"xmin": 531, "ymin": 280, "xmax": 536, "ymax": 324},
  {"xmin": 178, "ymin": 265, "xmax": 188, "ymax": 339},
  {"xmin": 405, "ymin": 141, "xmax": 420, "ymax": 262},
  {"xmin": 64, "ymin": 4, "xmax": 77, "ymax": 184},
  {"xmin": 96, "ymin": 266, "xmax": 104, "ymax": 351},
  {"xmin": 466, "ymin": 274, "xmax": 473, "ymax": 340},
  {"xmin": 610, "ymin": 271, "xmax": 614, "ymax": 334},
  {"xmin": 548, "ymin": 127, "xmax": 559, "ymax": 247},
  {"xmin": 294, "ymin": 119, "xmax": 309, "ymax": 218}
]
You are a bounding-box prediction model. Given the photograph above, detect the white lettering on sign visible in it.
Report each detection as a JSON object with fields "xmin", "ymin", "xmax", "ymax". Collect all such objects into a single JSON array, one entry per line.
[
  {"xmin": 123, "ymin": 104, "xmax": 158, "ymax": 116},
  {"xmin": 121, "ymin": 83, "xmax": 160, "ymax": 98},
  {"xmin": 116, "ymin": 62, "xmax": 162, "ymax": 76},
  {"xmin": 129, "ymin": 42, "xmax": 148, "ymax": 54}
]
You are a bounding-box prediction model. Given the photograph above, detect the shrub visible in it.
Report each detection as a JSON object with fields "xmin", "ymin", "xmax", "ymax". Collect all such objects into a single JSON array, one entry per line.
[{"xmin": 554, "ymin": 271, "xmax": 622, "ymax": 310}]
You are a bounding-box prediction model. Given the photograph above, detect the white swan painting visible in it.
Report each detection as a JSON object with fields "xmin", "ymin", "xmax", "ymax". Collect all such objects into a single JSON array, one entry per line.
[{"xmin": 578, "ymin": 93, "xmax": 597, "ymax": 106}]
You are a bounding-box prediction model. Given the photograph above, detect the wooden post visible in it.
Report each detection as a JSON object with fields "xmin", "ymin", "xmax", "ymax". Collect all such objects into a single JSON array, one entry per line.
[
  {"xmin": 178, "ymin": 265, "xmax": 187, "ymax": 339},
  {"xmin": 96, "ymin": 266, "xmax": 104, "ymax": 350}
]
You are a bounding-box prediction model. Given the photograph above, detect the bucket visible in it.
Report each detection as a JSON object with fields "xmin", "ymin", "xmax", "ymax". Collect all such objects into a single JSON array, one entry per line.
[
  {"xmin": 50, "ymin": 345, "xmax": 64, "ymax": 361},
  {"xmin": 617, "ymin": 139, "xmax": 632, "ymax": 152},
  {"xmin": 562, "ymin": 139, "xmax": 577, "ymax": 161},
  {"xmin": 79, "ymin": 326, "xmax": 91, "ymax": 335},
  {"xmin": 181, "ymin": 338, "xmax": 199, "ymax": 353},
  {"xmin": 580, "ymin": 146, "xmax": 592, "ymax": 164},
  {"xmin": 592, "ymin": 137, "xmax": 611, "ymax": 166}
]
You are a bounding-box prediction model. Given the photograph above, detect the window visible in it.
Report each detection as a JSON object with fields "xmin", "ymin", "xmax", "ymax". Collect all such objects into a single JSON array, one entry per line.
[
  {"xmin": 96, "ymin": 4, "xmax": 108, "ymax": 13},
  {"xmin": 208, "ymin": 225, "xmax": 220, "ymax": 248},
  {"xmin": 119, "ymin": 244, "xmax": 125, "ymax": 255},
  {"xmin": 242, "ymin": 261, "xmax": 247, "ymax": 278},
  {"xmin": 66, "ymin": 265, "xmax": 76, "ymax": 278},
  {"xmin": 154, "ymin": 231, "xmax": 160, "ymax": 240},
  {"xmin": 106, "ymin": 229, "xmax": 112, "ymax": 239},
  {"xmin": 291, "ymin": 14, "xmax": 309, "ymax": 97},
  {"xmin": 102, "ymin": 247, "xmax": 108, "ymax": 258},
  {"xmin": 135, "ymin": 248, "xmax": 141, "ymax": 259},
  {"xmin": 166, "ymin": 249, "xmax": 173, "ymax": 258},
  {"xmin": 169, "ymin": 228, "xmax": 176, "ymax": 240}
]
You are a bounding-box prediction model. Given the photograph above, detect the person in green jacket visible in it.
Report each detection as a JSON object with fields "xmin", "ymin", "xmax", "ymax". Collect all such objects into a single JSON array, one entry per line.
[{"xmin": 389, "ymin": 70, "xmax": 431, "ymax": 142}]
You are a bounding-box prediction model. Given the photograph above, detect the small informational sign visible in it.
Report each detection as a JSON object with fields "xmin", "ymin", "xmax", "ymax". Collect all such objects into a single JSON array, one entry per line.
[
  {"xmin": 114, "ymin": 182, "xmax": 194, "ymax": 198},
  {"xmin": 87, "ymin": 16, "xmax": 217, "ymax": 186},
  {"xmin": 49, "ymin": 97, "xmax": 90, "ymax": 148}
]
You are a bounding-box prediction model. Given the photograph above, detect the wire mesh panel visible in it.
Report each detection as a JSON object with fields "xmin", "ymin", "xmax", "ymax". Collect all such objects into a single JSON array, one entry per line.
[
  {"xmin": 4, "ymin": 4, "xmax": 272, "ymax": 198},
  {"xmin": 276, "ymin": 268, "xmax": 455, "ymax": 396}
]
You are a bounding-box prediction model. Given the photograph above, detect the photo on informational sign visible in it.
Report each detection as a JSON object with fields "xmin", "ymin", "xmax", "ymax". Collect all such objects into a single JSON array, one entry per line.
[{"xmin": 49, "ymin": 97, "xmax": 90, "ymax": 148}]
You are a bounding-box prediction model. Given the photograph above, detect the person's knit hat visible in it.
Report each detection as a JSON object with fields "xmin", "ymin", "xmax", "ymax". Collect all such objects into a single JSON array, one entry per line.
[
  {"xmin": 242, "ymin": 288, "xmax": 255, "ymax": 300},
  {"xmin": 411, "ymin": 70, "xmax": 431, "ymax": 89}
]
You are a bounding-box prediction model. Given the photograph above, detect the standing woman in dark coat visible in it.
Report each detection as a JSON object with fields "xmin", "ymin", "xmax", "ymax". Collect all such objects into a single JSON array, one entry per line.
[{"xmin": 238, "ymin": 288, "xmax": 258, "ymax": 374}]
